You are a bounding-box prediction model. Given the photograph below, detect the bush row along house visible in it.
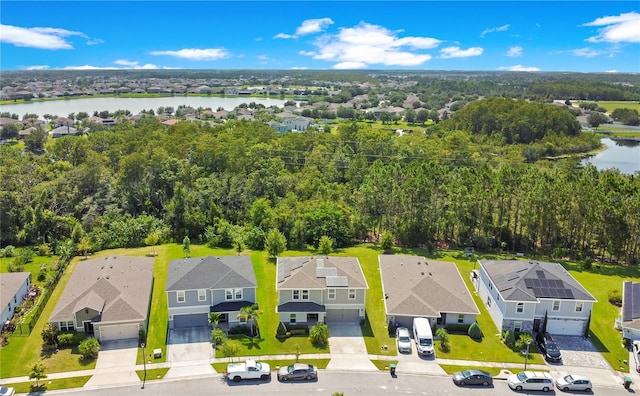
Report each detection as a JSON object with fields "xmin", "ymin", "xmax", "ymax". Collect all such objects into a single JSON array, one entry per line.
[{"xmin": 46, "ymin": 254, "xmax": 601, "ymax": 342}]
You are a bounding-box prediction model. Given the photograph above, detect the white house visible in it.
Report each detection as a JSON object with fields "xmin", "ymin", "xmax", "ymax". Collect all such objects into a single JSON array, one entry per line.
[
  {"xmin": 476, "ymin": 260, "xmax": 596, "ymax": 336},
  {"xmin": 0, "ymin": 272, "xmax": 31, "ymax": 326},
  {"xmin": 621, "ymin": 281, "xmax": 640, "ymax": 340}
]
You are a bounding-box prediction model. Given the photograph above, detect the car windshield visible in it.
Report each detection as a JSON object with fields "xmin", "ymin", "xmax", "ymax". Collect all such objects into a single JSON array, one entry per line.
[
  {"xmin": 399, "ymin": 335, "xmax": 410, "ymax": 342},
  {"xmin": 419, "ymin": 338, "xmax": 432, "ymax": 346},
  {"xmin": 517, "ymin": 372, "xmax": 528, "ymax": 381},
  {"xmin": 288, "ymin": 365, "xmax": 295, "ymax": 373},
  {"xmin": 546, "ymin": 343, "xmax": 559, "ymax": 352},
  {"xmin": 256, "ymin": 363, "xmax": 263, "ymax": 370},
  {"xmin": 564, "ymin": 375, "xmax": 573, "ymax": 382},
  {"xmin": 462, "ymin": 370, "xmax": 472, "ymax": 377}
]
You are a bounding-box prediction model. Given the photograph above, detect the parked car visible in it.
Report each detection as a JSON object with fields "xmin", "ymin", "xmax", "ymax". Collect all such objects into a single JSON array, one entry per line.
[
  {"xmin": 452, "ymin": 369, "xmax": 493, "ymax": 386},
  {"xmin": 225, "ymin": 360, "xmax": 271, "ymax": 382},
  {"xmin": 508, "ymin": 371, "xmax": 554, "ymax": 392},
  {"xmin": 0, "ymin": 386, "xmax": 15, "ymax": 396},
  {"xmin": 277, "ymin": 363, "xmax": 317, "ymax": 381},
  {"xmin": 632, "ymin": 340, "xmax": 640, "ymax": 372},
  {"xmin": 536, "ymin": 332, "xmax": 562, "ymax": 362},
  {"xmin": 555, "ymin": 374, "xmax": 592, "ymax": 392},
  {"xmin": 396, "ymin": 327, "xmax": 412, "ymax": 353}
]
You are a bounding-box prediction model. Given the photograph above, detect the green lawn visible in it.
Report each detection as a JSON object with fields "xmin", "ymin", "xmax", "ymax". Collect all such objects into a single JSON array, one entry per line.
[
  {"xmin": 439, "ymin": 364, "xmax": 543, "ymax": 376},
  {"xmin": 136, "ymin": 367, "xmax": 169, "ymax": 381},
  {"xmin": 212, "ymin": 358, "xmax": 330, "ymax": 373},
  {"xmin": 582, "ymin": 101, "xmax": 640, "ymax": 113},
  {"xmin": 371, "ymin": 359, "xmax": 398, "ymax": 371},
  {"xmin": 4, "ymin": 375, "xmax": 91, "ymax": 393}
]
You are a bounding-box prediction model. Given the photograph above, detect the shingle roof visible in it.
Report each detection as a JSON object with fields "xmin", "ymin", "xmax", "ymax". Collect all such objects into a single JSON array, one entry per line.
[
  {"xmin": 622, "ymin": 281, "xmax": 640, "ymax": 327},
  {"xmin": 165, "ymin": 256, "xmax": 256, "ymax": 291},
  {"xmin": 50, "ymin": 256, "xmax": 154, "ymax": 323},
  {"xmin": 0, "ymin": 272, "xmax": 30, "ymax": 309},
  {"xmin": 277, "ymin": 301, "xmax": 326, "ymax": 313},
  {"xmin": 276, "ymin": 256, "xmax": 368, "ymax": 290},
  {"xmin": 379, "ymin": 255, "xmax": 479, "ymax": 317},
  {"xmin": 480, "ymin": 260, "xmax": 596, "ymax": 302}
]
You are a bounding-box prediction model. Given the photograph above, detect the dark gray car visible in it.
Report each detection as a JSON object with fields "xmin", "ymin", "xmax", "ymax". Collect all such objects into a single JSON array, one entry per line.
[
  {"xmin": 452, "ymin": 369, "xmax": 493, "ymax": 386},
  {"xmin": 277, "ymin": 363, "xmax": 317, "ymax": 381}
]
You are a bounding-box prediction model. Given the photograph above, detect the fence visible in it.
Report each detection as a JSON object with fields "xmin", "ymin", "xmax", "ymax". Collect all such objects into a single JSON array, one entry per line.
[{"xmin": 13, "ymin": 270, "xmax": 62, "ymax": 336}]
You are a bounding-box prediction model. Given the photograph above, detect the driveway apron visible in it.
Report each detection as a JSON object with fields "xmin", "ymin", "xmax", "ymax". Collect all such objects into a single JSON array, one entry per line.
[
  {"xmin": 165, "ymin": 326, "xmax": 215, "ymax": 378},
  {"xmin": 84, "ymin": 339, "xmax": 139, "ymax": 388},
  {"xmin": 326, "ymin": 322, "xmax": 377, "ymax": 371}
]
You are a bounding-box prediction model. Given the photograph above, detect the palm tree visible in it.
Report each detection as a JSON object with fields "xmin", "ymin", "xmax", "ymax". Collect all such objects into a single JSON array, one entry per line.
[
  {"xmin": 208, "ymin": 312, "xmax": 223, "ymax": 328},
  {"xmin": 237, "ymin": 304, "xmax": 261, "ymax": 337},
  {"xmin": 435, "ymin": 327, "xmax": 449, "ymax": 351}
]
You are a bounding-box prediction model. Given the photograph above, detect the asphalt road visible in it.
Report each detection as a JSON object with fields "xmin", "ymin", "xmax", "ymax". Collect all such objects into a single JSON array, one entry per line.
[{"xmin": 52, "ymin": 372, "xmax": 629, "ymax": 396}]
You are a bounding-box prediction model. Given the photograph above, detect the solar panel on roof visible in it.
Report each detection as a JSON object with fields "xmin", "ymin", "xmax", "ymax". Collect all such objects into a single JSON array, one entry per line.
[
  {"xmin": 524, "ymin": 279, "xmax": 533, "ymax": 287},
  {"xmin": 326, "ymin": 276, "xmax": 348, "ymax": 287},
  {"xmin": 539, "ymin": 279, "xmax": 549, "ymax": 288},
  {"xmin": 536, "ymin": 270, "xmax": 546, "ymax": 279},
  {"xmin": 316, "ymin": 267, "xmax": 337, "ymax": 278}
]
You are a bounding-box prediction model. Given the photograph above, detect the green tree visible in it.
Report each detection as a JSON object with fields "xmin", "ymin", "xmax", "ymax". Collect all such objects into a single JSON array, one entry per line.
[
  {"xmin": 587, "ymin": 111, "xmax": 609, "ymax": 129},
  {"xmin": 1, "ymin": 123, "xmax": 19, "ymax": 140},
  {"xmin": 265, "ymin": 228, "xmax": 286, "ymax": 258},
  {"xmin": 211, "ymin": 327, "xmax": 227, "ymax": 346},
  {"xmin": 233, "ymin": 236, "xmax": 245, "ymax": 255},
  {"xmin": 318, "ymin": 235, "xmax": 333, "ymax": 255},
  {"xmin": 237, "ymin": 304, "xmax": 261, "ymax": 336},
  {"xmin": 435, "ymin": 327, "xmax": 449, "ymax": 351},
  {"xmin": 380, "ymin": 231, "xmax": 393, "ymax": 252},
  {"xmin": 208, "ymin": 312, "xmax": 223, "ymax": 328},
  {"xmin": 182, "ymin": 235, "xmax": 191, "ymax": 258},
  {"xmin": 78, "ymin": 337, "xmax": 100, "ymax": 359},
  {"xmin": 24, "ymin": 127, "xmax": 47, "ymax": 154},
  {"xmin": 309, "ymin": 323, "xmax": 330, "ymax": 346},
  {"xmin": 29, "ymin": 362, "xmax": 47, "ymax": 388},
  {"xmin": 77, "ymin": 237, "xmax": 91, "ymax": 258},
  {"xmin": 468, "ymin": 322, "xmax": 483, "ymax": 340},
  {"xmin": 144, "ymin": 231, "xmax": 160, "ymax": 256},
  {"xmin": 41, "ymin": 322, "xmax": 59, "ymax": 347}
]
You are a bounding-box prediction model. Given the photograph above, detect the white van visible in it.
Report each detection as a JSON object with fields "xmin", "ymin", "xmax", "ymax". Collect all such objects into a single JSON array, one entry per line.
[{"xmin": 412, "ymin": 317, "xmax": 434, "ymax": 356}]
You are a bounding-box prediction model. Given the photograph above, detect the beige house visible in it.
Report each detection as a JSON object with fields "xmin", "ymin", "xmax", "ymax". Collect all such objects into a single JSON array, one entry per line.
[{"xmin": 50, "ymin": 256, "xmax": 154, "ymax": 342}]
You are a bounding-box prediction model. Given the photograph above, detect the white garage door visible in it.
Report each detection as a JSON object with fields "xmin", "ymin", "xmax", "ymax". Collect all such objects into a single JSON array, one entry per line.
[
  {"xmin": 546, "ymin": 319, "xmax": 584, "ymax": 336},
  {"xmin": 100, "ymin": 323, "xmax": 139, "ymax": 341},
  {"xmin": 325, "ymin": 309, "xmax": 360, "ymax": 322}
]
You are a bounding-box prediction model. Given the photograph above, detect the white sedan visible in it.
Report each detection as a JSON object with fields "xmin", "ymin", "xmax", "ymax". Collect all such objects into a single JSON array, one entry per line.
[{"xmin": 555, "ymin": 374, "xmax": 592, "ymax": 392}]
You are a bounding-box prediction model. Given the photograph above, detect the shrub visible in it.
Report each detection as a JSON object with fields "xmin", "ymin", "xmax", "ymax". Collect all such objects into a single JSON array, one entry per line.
[
  {"xmin": 1, "ymin": 245, "xmax": 16, "ymax": 257},
  {"xmin": 468, "ymin": 322, "xmax": 483, "ymax": 340},
  {"xmin": 608, "ymin": 289, "xmax": 622, "ymax": 307},
  {"xmin": 445, "ymin": 323, "xmax": 471, "ymax": 334},
  {"xmin": 8, "ymin": 257, "xmax": 24, "ymax": 272},
  {"xmin": 138, "ymin": 329, "xmax": 146, "ymax": 345},
  {"xmin": 276, "ymin": 322, "xmax": 287, "ymax": 339},
  {"xmin": 19, "ymin": 247, "xmax": 34, "ymax": 263},
  {"xmin": 211, "ymin": 328, "xmax": 227, "ymax": 346},
  {"xmin": 219, "ymin": 341, "xmax": 240, "ymax": 358},
  {"xmin": 78, "ymin": 338, "xmax": 100, "ymax": 359},
  {"xmin": 228, "ymin": 325, "xmax": 252, "ymax": 336},
  {"xmin": 504, "ymin": 329, "xmax": 516, "ymax": 347},
  {"xmin": 57, "ymin": 333, "xmax": 75, "ymax": 347},
  {"xmin": 37, "ymin": 244, "xmax": 52, "ymax": 257},
  {"xmin": 309, "ymin": 323, "xmax": 329, "ymax": 347},
  {"xmin": 387, "ymin": 320, "xmax": 396, "ymax": 337},
  {"xmin": 380, "ymin": 231, "xmax": 394, "ymax": 252},
  {"xmin": 41, "ymin": 322, "xmax": 59, "ymax": 347}
]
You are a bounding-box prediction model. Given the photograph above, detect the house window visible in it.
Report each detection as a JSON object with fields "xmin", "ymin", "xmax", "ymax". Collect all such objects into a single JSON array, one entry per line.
[
  {"xmin": 514, "ymin": 321, "xmax": 522, "ymax": 332},
  {"xmin": 225, "ymin": 289, "xmax": 233, "ymax": 300},
  {"xmin": 348, "ymin": 289, "xmax": 356, "ymax": 300},
  {"xmin": 234, "ymin": 289, "xmax": 243, "ymax": 300},
  {"xmin": 290, "ymin": 314, "xmax": 297, "ymax": 324},
  {"xmin": 239, "ymin": 316, "xmax": 247, "ymax": 324},
  {"xmin": 177, "ymin": 291, "xmax": 185, "ymax": 303},
  {"xmin": 486, "ymin": 296, "xmax": 492, "ymax": 307},
  {"xmin": 516, "ymin": 302, "xmax": 524, "ymax": 313},
  {"xmin": 60, "ymin": 321, "xmax": 74, "ymax": 331},
  {"xmin": 489, "ymin": 282, "xmax": 493, "ymax": 290},
  {"xmin": 301, "ymin": 290, "xmax": 309, "ymax": 300},
  {"xmin": 575, "ymin": 302, "xmax": 583, "ymax": 312},
  {"xmin": 293, "ymin": 290, "xmax": 300, "ymax": 300},
  {"xmin": 458, "ymin": 314, "xmax": 464, "ymax": 324},
  {"xmin": 552, "ymin": 300, "xmax": 560, "ymax": 311},
  {"xmin": 198, "ymin": 289, "xmax": 206, "ymax": 302},
  {"xmin": 328, "ymin": 289, "xmax": 336, "ymax": 300}
]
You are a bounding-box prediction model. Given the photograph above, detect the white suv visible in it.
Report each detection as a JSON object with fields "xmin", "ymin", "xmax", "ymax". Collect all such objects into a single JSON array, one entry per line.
[
  {"xmin": 395, "ymin": 327, "xmax": 412, "ymax": 353},
  {"xmin": 508, "ymin": 371, "xmax": 553, "ymax": 392}
]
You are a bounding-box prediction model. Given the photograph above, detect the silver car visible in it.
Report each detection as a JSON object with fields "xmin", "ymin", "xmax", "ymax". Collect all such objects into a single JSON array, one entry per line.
[
  {"xmin": 396, "ymin": 327, "xmax": 412, "ymax": 353},
  {"xmin": 508, "ymin": 371, "xmax": 553, "ymax": 392},
  {"xmin": 555, "ymin": 374, "xmax": 592, "ymax": 392}
]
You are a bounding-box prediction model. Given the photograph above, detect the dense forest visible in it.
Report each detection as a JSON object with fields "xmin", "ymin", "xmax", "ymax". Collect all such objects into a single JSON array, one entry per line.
[{"xmin": 1, "ymin": 113, "xmax": 638, "ymax": 264}]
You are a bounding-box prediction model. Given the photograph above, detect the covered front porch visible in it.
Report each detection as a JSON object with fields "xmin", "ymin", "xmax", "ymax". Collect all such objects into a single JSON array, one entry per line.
[
  {"xmin": 277, "ymin": 301, "xmax": 325, "ymax": 326},
  {"xmin": 210, "ymin": 300, "xmax": 257, "ymax": 332}
]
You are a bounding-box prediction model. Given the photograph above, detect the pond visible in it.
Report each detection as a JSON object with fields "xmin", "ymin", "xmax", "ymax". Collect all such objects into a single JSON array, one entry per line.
[{"xmin": 582, "ymin": 137, "xmax": 640, "ymax": 175}]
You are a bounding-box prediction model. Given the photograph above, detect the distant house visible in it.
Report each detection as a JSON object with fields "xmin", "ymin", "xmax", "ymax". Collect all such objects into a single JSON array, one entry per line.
[
  {"xmin": 621, "ymin": 281, "xmax": 640, "ymax": 340},
  {"xmin": 268, "ymin": 121, "xmax": 288, "ymax": 134},
  {"xmin": 161, "ymin": 119, "xmax": 180, "ymax": 127},
  {"xmin": 276, "ymin": 256, "xmax": 368, "ymax": 324},
  {"xmin": 165, "ymin": 256, "xmax": 257, "ymax": 329},
  {"xmin": 278, "ymin": 113, "xmax": 313, "ymax": 132},
  {"xmin": 0, "ymin": 272, "xmax": 31, "ymax": 326},
  {"xmin": 50, "ymin": 256, "xmax": 154, "ymax": 341},
  {"xmin": 379, "ymin": 255, "xmax": 479, "ymax": 329},
  {"xmin": 51, "ymin": 125, "xmax": 79, "ymax": 138},
  {"xmin": 476, "ymin": 260, "xmax": 596, "ymax": 335}
]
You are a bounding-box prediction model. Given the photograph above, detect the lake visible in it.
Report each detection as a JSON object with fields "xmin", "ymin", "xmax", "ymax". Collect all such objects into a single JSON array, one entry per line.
[
  {"xmin": 0, "ymin": 96, "xmax": 288, "ymax": 118},
  {"xmin": 582, "ymin": 138, "xmax": 640, "ymax": 175}
]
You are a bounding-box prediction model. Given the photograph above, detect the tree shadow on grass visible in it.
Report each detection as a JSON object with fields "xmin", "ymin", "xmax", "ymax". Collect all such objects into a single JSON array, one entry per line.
[{"xmin": 239, "ymin": 336, "xmax": 263, "ymax": 351}]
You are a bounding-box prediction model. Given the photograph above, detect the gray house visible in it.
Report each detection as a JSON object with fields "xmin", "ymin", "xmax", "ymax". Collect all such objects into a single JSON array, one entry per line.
[
  {"xmin": 621, "ymin": 281, "xmax": 640, "ymax": 340},
  {"xmin": 379, "ymin": 255, "xmax": 479, "ymax": 330},
  {"xmin": 165, "ymin": 256, "xmax": 257, "ymax": 329},
  {"xmin": 50, "ymin": 256, "xmax": 154, "ymax": 341},
  {"xmin": 0, "ymin": 272, "xmax": 31, "ymax": 326},
  {"xmin": 476, "ymin": 260, "xmax": 596, "ymax": 336},
  {"xmin": 276, "ymin": 256, "xmax": 368, "ymax": 324}
]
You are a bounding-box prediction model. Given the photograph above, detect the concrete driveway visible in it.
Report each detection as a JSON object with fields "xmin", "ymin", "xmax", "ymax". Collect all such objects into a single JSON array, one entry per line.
[
  {"xmin": 165, "ymin": 326, "xmax": 215, "ymax": 379},
  {"xmin": 84, "ymin": 339, "xmax": 139, "ymax": 388},
  {"xmin": 326, "ymin": 322, "xmax": 377, "ymax": 371},
  {"xmin": 553, "ymin": 335, "xmax": 611, "ymax": 369}
]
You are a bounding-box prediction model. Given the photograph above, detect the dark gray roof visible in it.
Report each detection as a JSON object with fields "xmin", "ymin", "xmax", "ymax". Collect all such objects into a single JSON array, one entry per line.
[
  {"xmin": 276, "ymin": 256, "xmax": 367, "ymax": 290},
  {"xmin": 0, "ymin": 272, "xmax": 30, "ymax": 308},
  {"xmin": 379, "ymin": 255, "xmax": 479, "ymax": 317},
  {"xmin": 277, "ymin": 301, "xmax": 326, "ymax": 313},
  {"xmin": 622, "ymin": 281, "xmax": 640, "ymax": 323},
  {"xmin": 166, "ymin": 256, "xmax": 256, "ymax": 291},
  {"xmin": 50, "ymin": 256, "xmax": 154, "ymax": 323},
  {"xmin": 211, "ymin": 301, "xmax": 257, "ymax": 312},
  {"xmin": 480, "ymin": 260, "xmax": 596, "ymax": 302}
]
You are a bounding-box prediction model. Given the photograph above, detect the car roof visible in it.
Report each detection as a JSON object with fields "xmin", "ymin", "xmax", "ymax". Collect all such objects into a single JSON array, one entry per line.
[
  {"xmin": 567, "ymin": 374, "xmax": 590, "ymax": 381},
  {"xmin": 397, "ymin": 327, "xmax": 410, "ymax": 335},
  {"xmin": 467, "ymin": 369, "xmax": 491, "ymax": 376},
  {"xmin": 522, "ymin": 371, "xmax": 552, "ymax": 379},
  {"xmin": 292, "ymin": 363, "xmax": 311, "ymax": 370}
]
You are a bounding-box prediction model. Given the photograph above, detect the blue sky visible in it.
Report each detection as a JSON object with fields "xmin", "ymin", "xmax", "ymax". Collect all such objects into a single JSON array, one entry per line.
[{"xmin": 1, "ymin": 1, "xmax": 639, "ymax": 72}]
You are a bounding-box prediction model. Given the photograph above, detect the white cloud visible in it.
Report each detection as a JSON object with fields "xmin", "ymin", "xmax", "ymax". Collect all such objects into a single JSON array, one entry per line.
[
  {"xmin": 290, "ymin": 66, "xmax": 309, "ymax": 70},
  {"xmin": 26, "ymin": 65, "xmax": 50, "ymax": 70},
  {"xmin": 440, "ymin": 46, "xmax": 483, "ymax": 59},
  {"xmin": 605, "ymin": 69, "xmax": 618, "ymax": 73},
  {"xmin": 113, "ymin": 59, "xmax": 161, "ymax": 69},
  {"xmin": 302, "ymin": 21, "xmax": 440, "ymax": 67},
  {"xmin": 275, "ymin": 17, "xmax": 334, "ymax": 39},
  {"xmin": 86, "ymin": 38, "xmax": 104, "ymax": 46},
  {"xmin": 506, "ymin": 46, "xmax": 523, "ymax": 57},
  {"xmin": 150, "ymin": 48, "xmax": 230, "ymax": 61},
  {"xmin": 333, "ymin": 61, "xmax": 368, "ymax": 69},
  {"xmin": 62, "ymin": 65, "xmax": 120, "ymax": 70},
  {"xmin": 498, "ymin": 64, "xmax": 541, "ymax": 72},
  {"xmin": 572, "ymin": 47, "xmax": 603, "ymax": 58},
  {"xmin": 0, "ymin": 24, "xmax": 87, "ymax": 49},
  {"xmin": 480, "ymin": 24, "xmax": 510, "ymax": 38},
  {"xmin": 582, "ymin": 11, "xmax": 640, "ymax": 43}
]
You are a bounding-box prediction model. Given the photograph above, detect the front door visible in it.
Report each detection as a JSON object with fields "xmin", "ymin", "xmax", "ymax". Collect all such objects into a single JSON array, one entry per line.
[{"xmin": 83, "ymin": 321, "xmax": 94, "ymax": 334}]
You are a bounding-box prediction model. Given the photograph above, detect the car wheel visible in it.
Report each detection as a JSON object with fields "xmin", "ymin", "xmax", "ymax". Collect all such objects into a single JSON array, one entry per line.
[
  {"xmin": 460, "ymin": 381, "xmax": 466, "ymax": 386},
  {"xmin": 516, "ymin": 386, "xmax": 523, "ymax": 391},
  {"xmin": 281, "ymin": 376, "xmax": 288, "ymax": 381},
  {"xmin": 585, "ymin": 388, "xmax": 591, "ymax": 393},
  {"xmin": 306, "ymin": 375, "xmax": 313, "ymax": 380},
  {"xmin": 233, "ymin": 376, "xmax": 241, "ymax": 383},
  {"xmin": 543, "ymin": 387, "xmax": 550, "ymax": 392},
  {"xmin": 562, "ymin": 387, "xmax": 569, "ymax": 391},
  {"xmin": 260, "ymin": 374, "xmax": 269, "ymax": 380},
  {"xmin": 483, "ymin": 381, "xmax": 489, "ymax": 386}
]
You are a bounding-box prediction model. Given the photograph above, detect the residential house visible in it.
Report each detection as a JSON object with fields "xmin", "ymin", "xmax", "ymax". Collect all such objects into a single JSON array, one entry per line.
[
  {"xmin": 621, "ymin": 281, "xmax": 640, "ymax": 340},
  {"xmin": 165, "ymin": 256, "xmax": 257, "ymax": 329},
  {"xmin": 1, "ymin": 272, "xmax": 31, "ymax": 326},
  {"xmin": 50, "ymin": 256, "xmax": 154, "ymax": 341},
  {"xmin": 379, "ymin": 255, "xmax": 479, "ymax": 329},
  {"xmin": 51, "ymin": 125, "xmax": 79, "ymax": 138},
  {"xmin": 278, "ymin": 113, "xmax": 313, "ymax": 132},
  {"xmin": 476, "ymin": 260, "xmax": 596, "ymax": 335},
  {"xmin": 276, "ymin": 256, "xmax": 368, "ymax": 324}
]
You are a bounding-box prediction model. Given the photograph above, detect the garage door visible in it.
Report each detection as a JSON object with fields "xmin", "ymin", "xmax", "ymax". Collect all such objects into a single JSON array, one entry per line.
[
  {"xmin": 325, "ymin": 309, "xmax": 360, "ymax": 322},
  {"xmin": 546, "ymin": 319, "xmax": 585, "ymax": 336},
  {"xmin": 174, "ymin": 313, "xmax": 209, "ymax": 328},
  {"xmin": 100, "ymin": 323, "xmax": 139, "ymax": 341}
]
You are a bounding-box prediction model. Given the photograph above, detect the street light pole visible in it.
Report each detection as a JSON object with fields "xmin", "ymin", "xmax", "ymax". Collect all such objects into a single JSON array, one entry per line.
[
  {"xmin": 524, "ymin": 340, "xmax": 531, "ymax": 371},
  {"xmin": 141, "ymin": 342, "xmax": 147, "ymax": 389}
]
